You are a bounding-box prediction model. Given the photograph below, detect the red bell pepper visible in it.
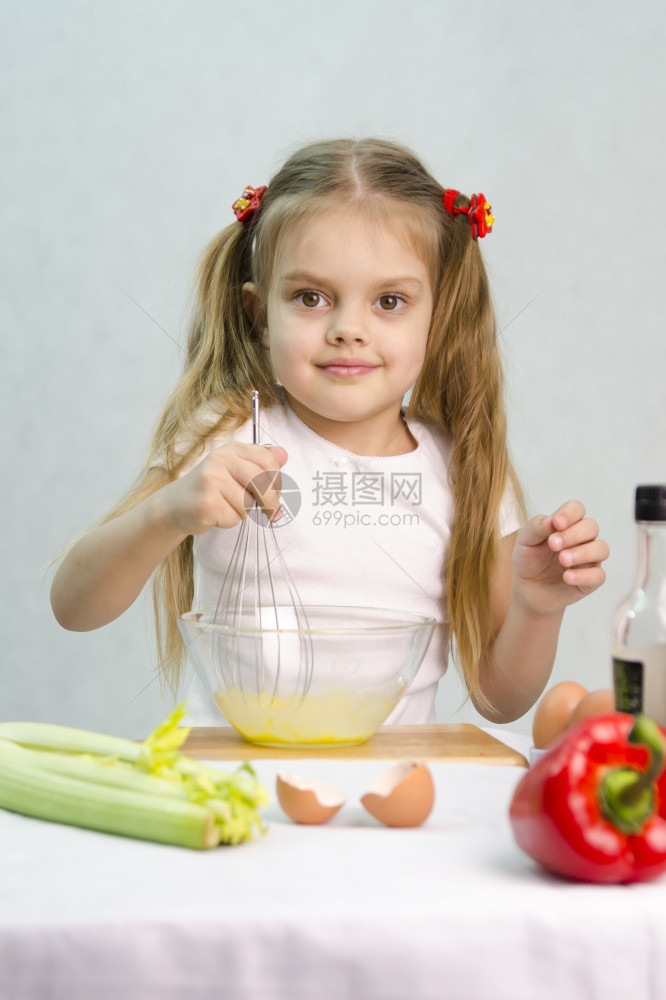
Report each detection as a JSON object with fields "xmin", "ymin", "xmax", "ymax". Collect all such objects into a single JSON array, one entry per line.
[{"xmin": 509, "ymin": 713, "xmax": 666, "ymax": 884}]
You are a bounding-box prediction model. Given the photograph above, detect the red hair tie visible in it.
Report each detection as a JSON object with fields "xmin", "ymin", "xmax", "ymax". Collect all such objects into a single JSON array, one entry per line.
[
  {"xmin": 232, "ymin": 185, "xmax": 267, "ymax": 224},
  {"xmin": 443, "ymin": 189, "xmax": 494, "ymax": 239}
]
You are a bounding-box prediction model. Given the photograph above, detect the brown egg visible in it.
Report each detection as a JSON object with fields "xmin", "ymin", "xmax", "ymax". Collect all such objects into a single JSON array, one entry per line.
[
  {"xmin": 532, "ymin": 681, "xmax": 588, "ymax": 749},
  {"xmin": 276, "ymin": 772, "xmax": 347, "ymax": 825},
  {"xmin": 361, "ymin": 761, "xmax": 435, "ymax": 828},
  {"xmin": 569, "ymin": 689, "xmax": 616, "ymax": 728}
]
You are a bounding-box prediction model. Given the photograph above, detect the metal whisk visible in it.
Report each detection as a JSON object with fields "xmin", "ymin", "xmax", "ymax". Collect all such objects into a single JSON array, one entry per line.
[{"xmin": 213, "ymin": 391, "xmax": 313, "ymax": 702}]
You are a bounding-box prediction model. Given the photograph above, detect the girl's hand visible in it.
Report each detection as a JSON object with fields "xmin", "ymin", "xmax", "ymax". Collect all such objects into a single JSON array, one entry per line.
[
  {"xmin": 511, "ymin": 499, "xmax": 609, "ymax": 616},
  {"xmin": 158, "ymin": 443, "xmax": 288, "ymax": 537}
]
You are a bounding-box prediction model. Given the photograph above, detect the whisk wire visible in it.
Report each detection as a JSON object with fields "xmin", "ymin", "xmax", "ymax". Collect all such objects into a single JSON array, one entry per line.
[{"xmin": 212, "ymin": 391, "xmax": 313, "ymax": 705}]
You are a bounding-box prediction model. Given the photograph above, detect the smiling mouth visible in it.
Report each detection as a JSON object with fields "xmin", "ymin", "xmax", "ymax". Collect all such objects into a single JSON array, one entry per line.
[{"xmin": 316, "ymin": 360, "xmax": 379, "ymax": 377}]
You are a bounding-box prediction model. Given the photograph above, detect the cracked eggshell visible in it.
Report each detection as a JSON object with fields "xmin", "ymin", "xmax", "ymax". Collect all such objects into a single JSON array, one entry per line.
[
  {"xmin": 361, "ymin": 761, "xmax": 435, "ymax": 828},
  {"xmin": 276, "ymin": 772, "xmax": 347, "ymax": 825}
]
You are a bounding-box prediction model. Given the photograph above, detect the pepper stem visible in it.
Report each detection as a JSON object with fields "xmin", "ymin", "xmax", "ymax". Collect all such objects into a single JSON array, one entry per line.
[{"xmin": 599, "ymin": 715, "xmax": 665, "ymax": 835}]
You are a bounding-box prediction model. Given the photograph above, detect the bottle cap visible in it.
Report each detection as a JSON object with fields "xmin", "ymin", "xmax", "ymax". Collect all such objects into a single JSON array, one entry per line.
[{"xmin": 635, "ymin": 485, "xmax": 666, "ymax": 521}]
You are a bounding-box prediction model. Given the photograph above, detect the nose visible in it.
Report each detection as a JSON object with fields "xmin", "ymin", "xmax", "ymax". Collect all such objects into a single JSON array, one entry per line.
[{"xmin": 326, "ymin": 305, "xmax": 369, "ymax": 346}]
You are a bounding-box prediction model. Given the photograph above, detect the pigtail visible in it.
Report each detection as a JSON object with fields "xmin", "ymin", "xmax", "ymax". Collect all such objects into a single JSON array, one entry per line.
[
  {"xmin": 149, "ymin": 220, "xmax": 285, "ymax": 689},
  {"xmin": 410, "ymin": 218, "xmax": 525, "ymax": 714},
  {"xmin": 92, "ymin": 220, "xmax": 281, "ymax": 692}
]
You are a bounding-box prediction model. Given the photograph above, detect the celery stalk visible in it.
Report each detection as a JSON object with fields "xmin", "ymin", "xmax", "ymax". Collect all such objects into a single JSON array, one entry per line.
[
  {"xmin": 0, "ymin": 748, "xmax": 220, "ymax": 849},
  {"xmin": 0, "ymin": 721, "xmax": 143, "ymax": 761},
  {"xmin": 0, "ymin": 704, "xmax": 268, "ymax": 848},
  {"xmin": 0, "ymin": 738, "xmax": 192, "ymax": 800}
]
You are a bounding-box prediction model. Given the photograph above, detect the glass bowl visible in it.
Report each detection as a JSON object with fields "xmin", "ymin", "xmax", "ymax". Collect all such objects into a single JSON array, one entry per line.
[{"xmin": 178, "ymin": 606, "xmax": 436, "ymax": 748}]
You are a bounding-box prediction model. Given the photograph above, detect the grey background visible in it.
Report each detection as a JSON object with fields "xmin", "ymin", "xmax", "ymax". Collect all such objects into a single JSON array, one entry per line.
[{"xmin": 2, "ymin": 0, "xmax": 664, "ymax": 738}]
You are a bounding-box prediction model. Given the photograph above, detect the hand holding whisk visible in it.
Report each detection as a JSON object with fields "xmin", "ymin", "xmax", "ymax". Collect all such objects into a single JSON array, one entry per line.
[{"xmin": 213, "ymin": 391, "xmax": 313, "ymax": 701}]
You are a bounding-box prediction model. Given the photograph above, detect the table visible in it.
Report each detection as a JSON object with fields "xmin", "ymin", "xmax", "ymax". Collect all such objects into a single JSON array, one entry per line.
[{"xmin": 2, "ymin": 725, "xmax": 666, "ymax": 1000}]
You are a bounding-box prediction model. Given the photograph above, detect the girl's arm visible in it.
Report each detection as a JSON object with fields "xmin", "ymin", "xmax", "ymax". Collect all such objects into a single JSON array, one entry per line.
[
  {"xmin": 476, "ymin": 500, "xmax": 610, "ymax": 723},
  {"xmin": 50, "ymin": 444, "xmax": 287, "ymax": 631}
]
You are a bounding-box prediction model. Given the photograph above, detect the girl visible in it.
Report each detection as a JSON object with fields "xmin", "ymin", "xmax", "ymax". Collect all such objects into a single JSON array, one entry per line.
[{"xmin": 51, "ymin": 138, "xmax": 609, "ymax": 725}]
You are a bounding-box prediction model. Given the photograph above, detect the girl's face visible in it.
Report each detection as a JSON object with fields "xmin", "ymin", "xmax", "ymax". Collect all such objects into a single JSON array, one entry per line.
[{"xmin": 257, "ymin": 207, "xmax": 434, "ymax": 453}]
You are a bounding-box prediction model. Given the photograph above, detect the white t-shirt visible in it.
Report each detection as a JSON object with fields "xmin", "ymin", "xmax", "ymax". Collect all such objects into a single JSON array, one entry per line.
[{"xmin": 175, "ymin": 401, "xmax": 521, "ymax": 725}]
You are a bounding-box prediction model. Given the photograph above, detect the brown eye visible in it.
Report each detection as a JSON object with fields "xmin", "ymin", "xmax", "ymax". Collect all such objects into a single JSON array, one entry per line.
[
  {"xmin": 299, "ymin": 291, "xmax": 323, "ymax": 308},
  {"xmin": 378, "ymin": 294, "xmax": 400, "ymax": 311}
]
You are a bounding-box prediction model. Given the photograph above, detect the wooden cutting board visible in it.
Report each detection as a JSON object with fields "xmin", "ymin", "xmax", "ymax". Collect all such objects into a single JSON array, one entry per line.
[{"xmin": 181, "ymin": 724, "xmax": 527, "ymax": 766}]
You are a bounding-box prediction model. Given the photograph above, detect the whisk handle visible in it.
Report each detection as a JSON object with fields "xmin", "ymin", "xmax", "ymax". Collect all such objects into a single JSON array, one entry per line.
[{"xmin": 252, "ymin": 390, "xmax": 260, "ymax": 445}]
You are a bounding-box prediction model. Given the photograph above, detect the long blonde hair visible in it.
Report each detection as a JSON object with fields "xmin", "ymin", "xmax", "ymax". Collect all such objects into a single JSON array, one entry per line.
[{"xmin": 111, "ymin": 138, "xmax": 525, "ymax": 707}]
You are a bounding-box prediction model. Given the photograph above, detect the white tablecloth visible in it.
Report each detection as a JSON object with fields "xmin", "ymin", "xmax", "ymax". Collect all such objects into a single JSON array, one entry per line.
[{"xmin": 2, "ymin": 735, "xmax": 665, "ymax": 1000}]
